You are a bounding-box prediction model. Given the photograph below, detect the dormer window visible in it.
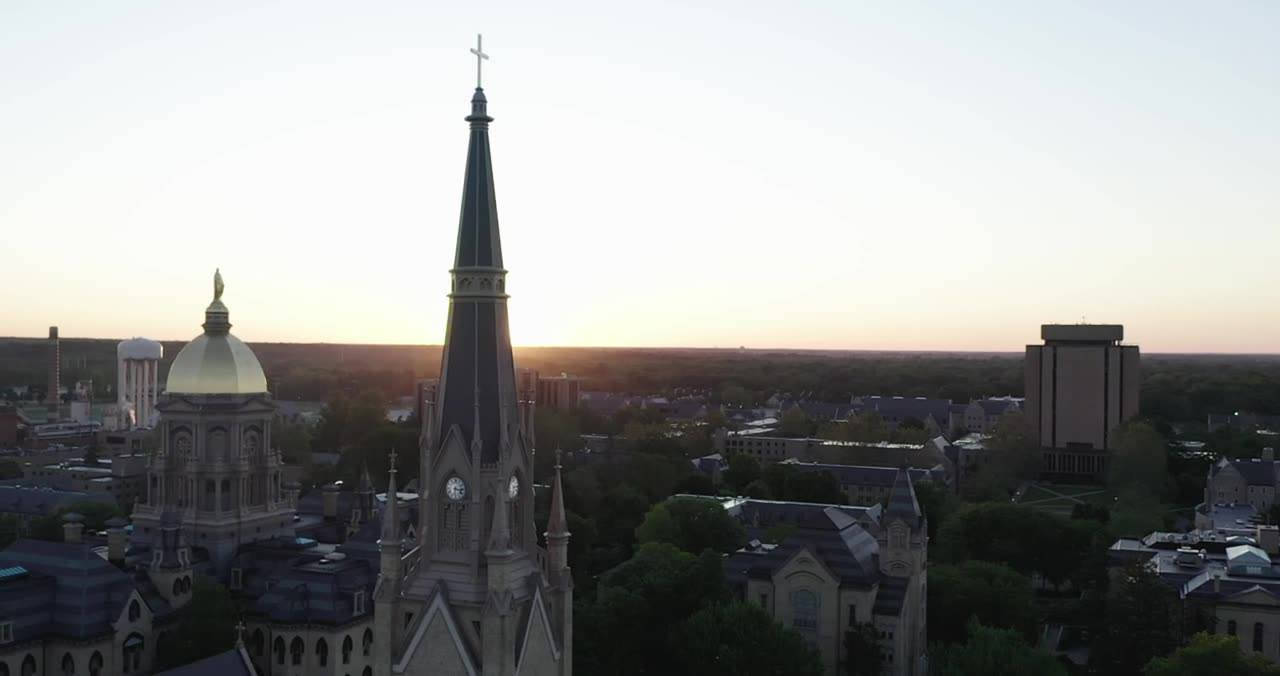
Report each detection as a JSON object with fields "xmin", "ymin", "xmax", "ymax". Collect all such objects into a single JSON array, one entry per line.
[{"xmin": 353, "ymin": 590, "xmax": 366, "ymax": 615}]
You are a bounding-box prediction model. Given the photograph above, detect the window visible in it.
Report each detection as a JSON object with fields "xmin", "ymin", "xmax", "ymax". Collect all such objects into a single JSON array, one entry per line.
[
  {"xmin": 275, "ymin": 636, "xmax": 286, "ymax": 665},
  {"xmin": 173, "ymin": 579, "xmax": 182, "ymax": 596},
  {"xmin": 791, "ymin": 590, "xmax": 819, "ymax": 631},
  {"xmin": 316, "ymin": 638, "xmax": 329, "ymax": 666},
  {"xmin": 353, "ymin": 590, "xmax": 366, "ymax": 615},
  {"xmin": 128, "ymin": 600, "xmax": 141, "ymax": 622},
  {"xmin": 363, "ymin": 668, "xmax": 372, "ymax": 676},
  {"xmin": 363, "ymin": 628, "xmax": 373, "ymax": 656},
  {"xmin": 1, "ymin": 660, "xmax": 8, "ymax": 676},
  {"xmin": 291, "ymin": 637, "xmax": 304, "ymax": 665},
  {"xmin": 60, "ymin": 654, "xmax": 74, "ymax": 676},
  {"xmin": 0, "ymin": 621, "xmax": 13, "ymax": 643},
  {"xmin": 89, "ymin": 651, "xmax": 103, "ymax": 676},
  {"xmin": 405, "ymin": 612, "xmax": 414, "ymax": 629},
  {"xmin": 1229, "ymin": 620, "xmax": 1238, "ymax": 636},
  {"xmin": 1255, "ymin": 623, "xmax": 1264, "ymax": 652},
  {"xmin": 22, "ymin": 656, "xmax": 36, "ymax": 676},
  {"xmin": 253, "ymin": 629, "xmax": 265, "ymax": 656},
  {"xmin": 342, "ymin": 635, "xmax": 353, "ymax": 664},
  {"xmin": 231, "ymin": 568, "xmax": 243, "ymax": 590}
]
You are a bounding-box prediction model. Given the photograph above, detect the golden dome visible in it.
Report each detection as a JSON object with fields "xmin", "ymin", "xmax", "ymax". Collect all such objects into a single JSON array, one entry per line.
[{"xmin": 164, "ymin": 270, "xmax": 267, "ymax": 395}]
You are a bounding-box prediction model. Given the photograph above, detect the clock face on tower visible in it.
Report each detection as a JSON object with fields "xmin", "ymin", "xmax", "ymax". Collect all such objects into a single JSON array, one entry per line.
[
  {"xmin": 508, "ymin": 475, "xmax": 520, "ymax": 499},
  {"xmin": 446, "ymin": 476, "xmax": 467, "ymax": 501}
]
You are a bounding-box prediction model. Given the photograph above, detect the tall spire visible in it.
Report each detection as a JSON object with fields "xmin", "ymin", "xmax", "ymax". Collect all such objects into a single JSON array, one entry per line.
[
  {"xmin": 381, "ymin": 449, "xmax": 400, "ymax": 543},
  {"xmin": 434, "ymin": 83, "xmax": 519, "ymax": 464},
  {"xmin": 546, "ymin": 450, "xmax": 569, "ymax": 539},
  {"xmin": 885, "ymin": 468, "xmax": 923, "ymax": 526}
]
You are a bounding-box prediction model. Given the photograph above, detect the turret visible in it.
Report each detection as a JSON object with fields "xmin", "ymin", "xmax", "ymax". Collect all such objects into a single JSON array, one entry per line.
[
  {"xmin": 545, "ymin": 450, "xmax": 573, "ymax": 675},
  {"xmin": 374, "ymin": 450, "xmax": 403, "ymax": 676}
]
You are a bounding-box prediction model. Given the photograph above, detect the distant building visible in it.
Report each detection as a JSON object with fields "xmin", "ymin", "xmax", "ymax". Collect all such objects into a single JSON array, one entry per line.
[
  {"xmin": 1026, "ymin": 324, "xmax": 1139, "ymax": 479},
  {"xmin": 537, "ymin": 373, "xmax": 581, "ymax": 411},
  {"xmin": 948, "ymin": 397, "xmax": 1022, "ymax": 435},
  {"xmin": 1208, "ymin": 413, "xmax": 1280, "ymax": 434},
  {"xmin": 1202, "ymin": 450, "xmax": 1280, "ymax": 516},
  {"xmin": 717, "ymin": 468, "xmax": 928, "ymax": 675},
  {"xmin": 850, "ymin": 396, "xmax": 952, "ymax": 435},
  {"xmin": 779, "ymin": 458, "xmax": 946, "ymax": 504},
  {"xmin": 0, "ymin": 485, "xmax": 117, "ymax": 531},
  {"xmin": 18, "ymin": 453, "xmax": 146, "ymax": 510},
  {"xmin": 713, "ymin": 429, "xmax": 952, "ymax": 471},
  {"xmin": 117, "ymin": 338, "xmax": 164, "ymax": 429}
]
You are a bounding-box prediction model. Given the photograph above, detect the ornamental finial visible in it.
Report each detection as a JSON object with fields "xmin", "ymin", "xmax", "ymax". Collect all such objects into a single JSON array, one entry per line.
[{"xmin": 213, "ymin": 268, "xmax": 224, "ymax": 301}]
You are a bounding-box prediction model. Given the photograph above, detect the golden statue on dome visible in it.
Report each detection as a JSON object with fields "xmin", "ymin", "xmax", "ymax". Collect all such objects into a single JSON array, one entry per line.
[{"xmin": 214, "ymin": 268, "xmax": 224, "ymax": 301}]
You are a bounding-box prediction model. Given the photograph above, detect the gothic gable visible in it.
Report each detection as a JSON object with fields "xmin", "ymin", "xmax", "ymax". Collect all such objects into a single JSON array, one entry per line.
[
  {"xmin": 395, "ymin": 592, "xmax": 477, "ymax": 676},
  {"xmin": 515, "ymin": 587, "xmax": 561, "ymax": 676},
  {"xmin": 775, "ymin": 546, "xmax": 838, "ymax": 588}
]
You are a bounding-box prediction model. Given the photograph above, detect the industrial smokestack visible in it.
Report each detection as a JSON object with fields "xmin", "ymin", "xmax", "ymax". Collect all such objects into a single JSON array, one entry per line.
[{"xmin": 46, "ymin": 326, "xmax": 60, "ymax": 412}]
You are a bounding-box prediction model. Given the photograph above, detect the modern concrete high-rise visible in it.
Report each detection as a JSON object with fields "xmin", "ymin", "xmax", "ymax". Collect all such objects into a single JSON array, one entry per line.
[
  {"xmin": 45, "ymin": 326, "xmax": 59, "ymax": 413},
  {"xmin": 1025, "ymin": 324, "xmax": 1140, "ymax": 477},
  {"xmin": 537, "ymin": 373, "xmax": 582, "ymax": 411}
]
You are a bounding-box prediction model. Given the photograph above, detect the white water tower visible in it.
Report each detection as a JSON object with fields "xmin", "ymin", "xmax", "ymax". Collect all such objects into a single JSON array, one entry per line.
[{"xmin": 117, "ymin": 337, "xmax": 163, "ymax": 428}]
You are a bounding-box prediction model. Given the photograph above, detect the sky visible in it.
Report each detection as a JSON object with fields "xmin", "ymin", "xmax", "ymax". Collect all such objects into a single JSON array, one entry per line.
[{"xmin": 2, "ymin": 1, "xmax": 1277, "ymax": 353}]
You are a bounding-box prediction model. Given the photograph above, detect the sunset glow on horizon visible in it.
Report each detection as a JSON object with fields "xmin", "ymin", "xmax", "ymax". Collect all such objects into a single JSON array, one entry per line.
[{"xmin": 3, "ymin": 2, "xmax": 1277, "ymax": 353}]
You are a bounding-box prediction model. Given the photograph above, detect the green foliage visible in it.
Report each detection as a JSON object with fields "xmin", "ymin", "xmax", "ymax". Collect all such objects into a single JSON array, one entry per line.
[
  {"xmin": 1145, "ymin": 632, "xmax": 1280, "ymax": 676},
  {"xmin": 1109, "ymin": 421, "xmax": 1169, "ymax": 499},
  {"xmin": 845, "ymin": 411, "xmax": 890, "ymax": 442},
  {"xmin": 781, "ymin": 406, "xmax": 812, "ymax": 437},
  {"xmin": 967, "ymin": 412, "xmax": 1038, "ymax": 499},
  {"xmin": 671, "ymin": 473, "xmax": 717, "ymax": 496},
  {"xmin": 934, "ymin": 502, "xmax": 1101, "ymax": 589},
  {"xmin": 154, "ymin": 578, "xmax": 239, "ymax": 670},
  {"xmin": 635, "ymin": 497, "xmax": 746, "ymax": 555},
  {"xmin": 929, "ymin": 619, "xmax": 1067, "ymax": 676},
  {"xmin": 313, "ymin": 391, "xmax": 386, "ymax": 451},
  {"xmin": 1092, "ymin": 563, "xmax": 1182, "ymax": 676},
  {"xmin": 928, "ymin": 561, "xmax": 1038, "ymax": 645},
  {"xmin": 913, "ymin": 480, "xmax": 957, "ymax": 541},
  {"xmin": 785, "ymin": 470, "xmax": 847, "ymax": 504},
  {"xmin": 723, "ymin": 453, "xmax": 762, "ymax": 494},
  {"xmin": 844, "ymin": 622, "xmax": 881, "ymax": 676},
  {"xmin": 744, "ymin": 479, "xmax": 773, "ymax": 499},
  {"xmin": 668, "ymin": 601, "xmax": 825, "ymax": 676},
  {"xmin": 575, "ymin": 543, "xmax": 729, "ymax": 675}
]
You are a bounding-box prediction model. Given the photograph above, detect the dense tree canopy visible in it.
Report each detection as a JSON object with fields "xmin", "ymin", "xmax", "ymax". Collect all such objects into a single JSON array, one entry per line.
[
  {"xmin": 1144, "ymin": 633, "xmax": 1280, "ymax": 676},
  {"xmin": 928, "ymin": 561, "xmax": 1039, "ymax": 645},
  {"xmin": 934, "ymin": 502, "xmax": 1098, "ymax": 588},
  {"xmin": 1092, "ymin": 564, "xmax": 1182, "ymax": 676},
  {"xmin": 154, "ymin": 578, "xmax": 239, "ymax": 670},
  {"xmin": 668, "ymin": 601, "xmax": 825, "ymax": 676},
  {"xmin": 635, "ymin": 497, "xmax": 746, "ymax": 555},
  {"xmin": 929, "ymin": 619, "xmax": 1067, "ymax": 676}
]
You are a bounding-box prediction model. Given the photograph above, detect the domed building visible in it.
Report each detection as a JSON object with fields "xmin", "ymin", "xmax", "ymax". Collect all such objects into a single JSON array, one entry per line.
[{"xmin": 131, "ymin": 271, "xmax": 294, "ymax": 574}]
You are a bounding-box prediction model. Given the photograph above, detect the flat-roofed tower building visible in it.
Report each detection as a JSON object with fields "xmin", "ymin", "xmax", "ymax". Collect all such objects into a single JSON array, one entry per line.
[{"xmin": 1026, "ymin": 324, "xmax": 1140, "ymax": 478}]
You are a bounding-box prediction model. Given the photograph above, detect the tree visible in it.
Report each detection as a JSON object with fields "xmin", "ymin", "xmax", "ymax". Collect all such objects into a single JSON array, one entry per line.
[
  {"xmin": 671, "ymin": 473, "xmax": 716, "ymax": 496},
  {"xmin": 0, "ymin": 459, "xmax": 21, "ymax": 481},
  {"xmin": 27, "ymin": 501, "xmax": 124, "ymax": 541},
  {"xmin": 928, "ymin": 561, "xmax": 1038, "ymax": 645},
  {"xmin": 575, "ymin": 543, "xmax": 728, "ymax": 675},
  {"xmin": 934, "ymin": 502, "xmax": 1090, "ymax": 589},
  {"xmin": 1093, "ymin": 563, "xmax": 1181, "ymax": 675},
  {"xmin": 929, "ymin": 619, "xmax": 1067, "ymax": 676},
  {"xmin": 845, "ymin": 622, "xmax": 881, "ymax": 676},
  {"xmin": 913, "ymin": 480, "xmax": 957, "ymax": 541},
  {"xmin": 635, "ymin": 497, "xmax": 746, "ymax": 555},
  {"xmin": 970, "ymin": 412, "xmax": 1038, "ymax": 498},
  {"xmin": 846, "ymin": 411, "xmax": 889, "ymax": 442},
  {"xmin": 1145, "ymin": 632, "xmax": 1280, "ymax": 676},
  {"xmin": 723, "ymin": 454, "xmax": 761, "ymax": 494},
  {"xmin": 668, "ymin": 601, "xmax": 824, "ymax": 676},
  {"xmin": 743, "ymin": 479, "xmax": 773, "ymax": 499},
  {"xmin": 1109, "ymin": 420, "xmax": 1169, "ymax": 499},
  {"xmin": 785, "ymin": 470, "xmax": 846, "ymax": 504},
  {"xmin": 781, "ymin": 406, "xmax": 811, "ymax": 437},
  {"xmin": 154, "ymin": 578, "xmax": 239, "ymax": 670}
]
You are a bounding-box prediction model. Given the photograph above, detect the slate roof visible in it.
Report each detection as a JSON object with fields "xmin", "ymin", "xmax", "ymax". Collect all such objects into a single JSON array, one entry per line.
[
  {"xmin": 154, "ymin": 646, "xmax": 256, "ymax": 676},
  {"xmin": 0, "ymin": 485, "xmax": 117, "ymax": 517},
  {"xmin": 884, "ymin": 469, "xmax": 924, "ymax": 527},
  {"xmin": 1222, "ymin": 459, "xmax": 1279, "ymax": 486},
  {"xmin": 0, "ymin": 539, "xmax": 141, "ymax": 641},
  {"xmin": 852, "ymin": 396, "xmax": 952, "ymax": 425},
  {"xmin": 724, "ymin": 510, "xmax": 881, "ymax": 588},
  {"xmin": 783, "ymin": 461, "xmax": 939, "ymax": 489},
  {"xmin": 976, "ymin": 399, "xmax": 1018, "ymax": 416}
]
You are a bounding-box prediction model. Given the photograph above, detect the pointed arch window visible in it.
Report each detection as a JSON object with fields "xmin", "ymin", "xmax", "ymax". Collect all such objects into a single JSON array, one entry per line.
[
  {"xmin": 342, "ymin": 635, "xmax": 353, "ymax": 664},
  {"xmin": 252, "ymin": 629, "xmax": 265, "ymax": 656},
  {"xmin": 128, "ymin": 599, "xmax": 141, "ymax": 622},
  {"xmin": 362, "ymin": 628, "xmax": 373, "ymax": 656},
  {"xmin": 274, "ymin": 636, "xmax": 286, "ymax": 665},
  {"xmin": 60, "ymin": 654, "xmax": 74, "ymax": 676},
  {"xmin": 88, "ymin": 651, "xmax": 103, "ymax": 676},
  {"xmin": 21, "ymin": 655, "xmax": 36, "ymax": 676},
  {"xmin": 290, "ymin": 637, "xmax": 304, "ymax": 665},
  {"xmin": 791, "ymin": 589, "xmax": 819, "ymax": 632},
  {"xmin": 316, "ymin": 638, "xmax": 329, "ymax": 666}
]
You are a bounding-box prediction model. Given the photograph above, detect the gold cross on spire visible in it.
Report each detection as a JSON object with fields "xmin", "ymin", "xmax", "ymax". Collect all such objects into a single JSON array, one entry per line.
[{"xmin": 470, "ymin": 33, "xmax": 489, "ymax": 88}]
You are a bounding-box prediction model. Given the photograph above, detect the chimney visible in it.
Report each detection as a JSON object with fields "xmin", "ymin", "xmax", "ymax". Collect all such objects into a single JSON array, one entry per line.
[
  {"xmin": 1264, "ymin": 447, "xmax": 1275, "ymax": 462},
  {"xmin": 1258, "ymin": 525, "xmax": 1280, "ymax": 555},
  {"xmin": 47, "ymin": 326, "xmax": 60, "ymax": 410},
  {"xmin": 106, "ymin": 517, "xmax": 128, "ymax": 563},
  {"xmin": 323, "ymin": 483, "xmax": 339, "ymax": 520},
  {"xmin": 62, "ymin": 512, "xmax": 84, "ymax": 544}
]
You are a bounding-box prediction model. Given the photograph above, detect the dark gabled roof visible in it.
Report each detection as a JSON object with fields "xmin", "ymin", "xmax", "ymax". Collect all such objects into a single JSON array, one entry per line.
[
  {"xmin": 785, "ymin": 462, "xmax": 938, "ymax": 489},
  {"xmin": 154, "ymin": 647, "xmax": 255, "ymax": 676},
  {"xmin": 1228, "ymin": 459, "xmax": 1279, "ymax": 486},
  {"xmin": 724, "ymin": 515, "xmax": 881, "ymax": 588},
  {"xmin": 0, "ymin": 485, "xmax": 117, "ymax": 517},
  {"xmin": 0, "ymin": 539, "xmax": 139, "ymax": 640},
  {"xmin": 976, "ymin": 399, "xmax": 1018, "ymax": 416},
  {"xmin": 852, "ymin": 396, "xmax": 952, "ymax": 423},
  {"xmin": 872, "ymin": 576, "xmax": 909, "ymax": 617},
  {"xmin": 792, "ymin": 401, "xmax": 852, "ymax": 421}
]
